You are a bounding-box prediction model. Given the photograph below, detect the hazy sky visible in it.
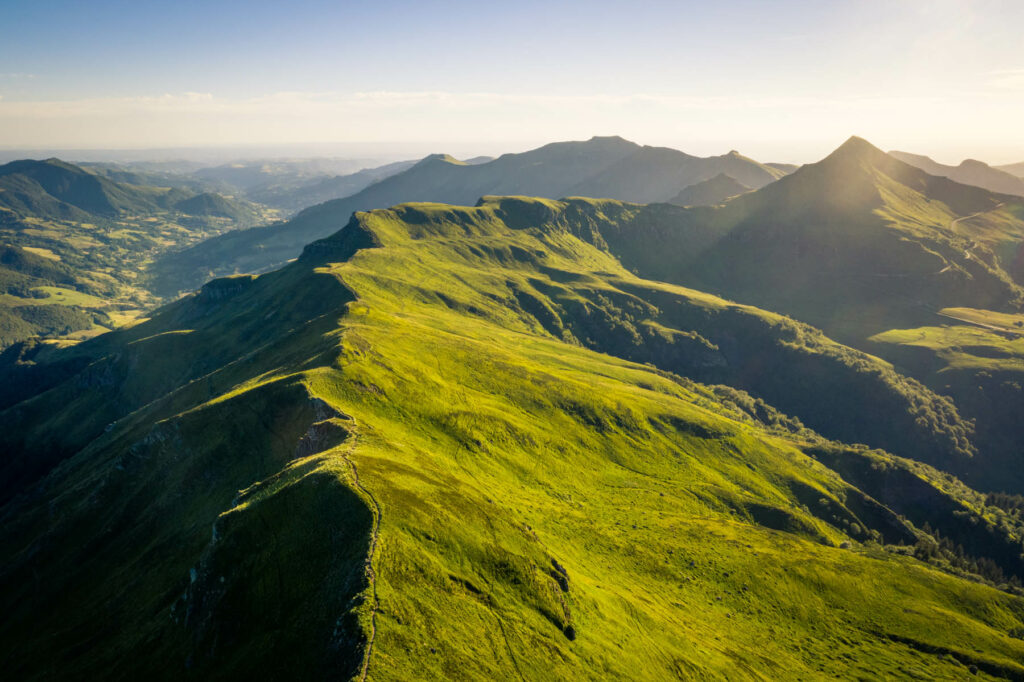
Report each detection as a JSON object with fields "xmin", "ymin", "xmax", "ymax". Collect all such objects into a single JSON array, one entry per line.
[{"xmin": 1, "ymin": 0, "xmax": 1022, "ymax": 163}]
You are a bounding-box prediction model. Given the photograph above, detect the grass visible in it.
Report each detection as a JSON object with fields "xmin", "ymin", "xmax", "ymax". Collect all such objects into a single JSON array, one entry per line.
[
  {"xmin": 27, "ymin": 286, "xmax": 109, "ymax": 308},
  {"xmin": 3, "ymin": 197, "xmax": 1024, "ymax": 679},
  {"xmin": 870, "ymin": 313, "xmax": 1024, "ymax": 374},
  {"xmin": 19, "ymin": 246, "xmax": 60, "ymax": 261},
  {"xmin": 940, "ymin": 307, "xmax": 1024, "ymax": 332}
]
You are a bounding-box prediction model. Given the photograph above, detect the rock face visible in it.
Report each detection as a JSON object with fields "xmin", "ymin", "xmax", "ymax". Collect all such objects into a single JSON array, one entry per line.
[
  {"xmin": 294, "ymin": 401, "xmax": 354, "ymax": 458},
  {"xmin": 196, "ymin": 274, "xmax": 257, "ymax": 303}
]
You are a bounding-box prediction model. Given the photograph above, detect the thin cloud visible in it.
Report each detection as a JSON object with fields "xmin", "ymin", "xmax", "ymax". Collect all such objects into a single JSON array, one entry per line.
[
  {"xmin": 0, "ymin": 89, "xmax": 1020, "ymax": 162},
  {"xmin": 988, "ymin": 69, "xmax": 1024, "ymax": 90}
]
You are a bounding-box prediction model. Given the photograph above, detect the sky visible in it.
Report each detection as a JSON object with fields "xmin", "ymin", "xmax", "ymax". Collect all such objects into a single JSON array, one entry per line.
[{"xmin": 1, "ymin": 0, "xmax": 1022, "ymax": 164}]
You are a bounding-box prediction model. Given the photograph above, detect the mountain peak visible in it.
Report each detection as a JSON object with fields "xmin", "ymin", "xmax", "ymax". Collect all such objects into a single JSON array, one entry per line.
[
  {"xmin": 822, "ymin": 136, "xmax": 889, "ymax": 167},
  {"xmin": 413, "ymin": 153, "xmax": 465, "ymax": 168}
]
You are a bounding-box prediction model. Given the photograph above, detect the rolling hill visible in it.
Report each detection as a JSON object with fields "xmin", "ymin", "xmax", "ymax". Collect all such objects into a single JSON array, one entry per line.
[
  {"xmin": 3, "ymin": 196, "xmax": 1024, "ymax": 680},
  {"xmin": 148, "ymin": 136, "xmax": 788, "ymax": 295},
  {"xmin": 668, "ymin": 173, "xmax": 751, "ymax": 206},
  {"xmin": 172, "ymin": 192, "xmax": 259, "ymax": 222},
  {"xmin": 890, "ymin": 151, "xmax": 1024, "ymax": 197}
]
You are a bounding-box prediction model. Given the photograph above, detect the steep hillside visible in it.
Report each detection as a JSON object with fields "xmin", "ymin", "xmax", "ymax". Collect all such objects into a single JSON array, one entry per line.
[
  {"xmin": 890, "ymin": 151, "xmax": 1024, "ymax": 197},
  {"xmin": 521, "ymin": 139, "xmax": 1024, "ymax": 492},
  {"xmin": 669, "ymin": 173, "xmax": 751, "ymax": 206},
  {"xmin": 585, "ymin": 137, "xmax": 1024, "ymax": 345},
  {"xmin": 3, "ymin": 197, "xmax": 1024, "ymax": 680},
  {"xmin": 148, "ymin": 137, "xmax": 784, "ymax": 294}
]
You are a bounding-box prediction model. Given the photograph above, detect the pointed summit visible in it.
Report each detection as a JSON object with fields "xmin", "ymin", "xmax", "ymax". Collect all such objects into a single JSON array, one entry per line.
[{"xmin": 823, "ymin": 136, "xmax": 889, "ymax": 165}]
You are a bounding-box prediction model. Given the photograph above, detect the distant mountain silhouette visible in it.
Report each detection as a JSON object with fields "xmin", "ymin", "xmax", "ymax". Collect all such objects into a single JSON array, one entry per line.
[
  {"xmin": 996, "ymin": 160, "xmax": 1024, "ymax": 179},
  {"xmin": 668, "ymin": 173, "xmax": 751, "ymax": 206},
  {"xmin": 151, "ymin": 136, "xmax": 785, "ymax": 294},
  {"xmin": 890, "ymin": 151, "xmax": 1024, "ymax": 197}
]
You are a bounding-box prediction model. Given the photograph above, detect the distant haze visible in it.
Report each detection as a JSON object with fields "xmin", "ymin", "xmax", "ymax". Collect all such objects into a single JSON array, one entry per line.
[{"xmin": 2, "ymin": 0, "xmax": 1023, "ymax": 164}]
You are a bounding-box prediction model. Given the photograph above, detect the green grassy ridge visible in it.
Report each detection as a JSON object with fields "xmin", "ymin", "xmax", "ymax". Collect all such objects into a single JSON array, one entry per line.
[
  {"xmin": 346, "ymin": 196, "xmax": 976, "ymax": 471},
  {"xmin": 4, "ymin": 196, "xmax": 1024, "ymax": 678},
  {"xmin": 305, "ymin": 206, "xmax": 1024, "ymax": 677},
  {"xmin": 0, "ymin": 257, "xmax": 356, "ymax": 503},
  {"xmin": 327, "ymin": 197, "xmax": 1021, "ymax": 577}
]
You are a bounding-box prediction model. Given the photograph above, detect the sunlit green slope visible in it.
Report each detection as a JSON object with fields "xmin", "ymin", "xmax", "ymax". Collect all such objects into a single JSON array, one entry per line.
[{"xmin": 2, "ymin": 198, "xmax": 1024, "ymax": 680}]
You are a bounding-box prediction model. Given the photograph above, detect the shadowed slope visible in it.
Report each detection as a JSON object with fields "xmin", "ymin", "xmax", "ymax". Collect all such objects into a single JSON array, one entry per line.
[{"xmin": 669, "ymin": 173, "xmax": 751, "ymax": 206}]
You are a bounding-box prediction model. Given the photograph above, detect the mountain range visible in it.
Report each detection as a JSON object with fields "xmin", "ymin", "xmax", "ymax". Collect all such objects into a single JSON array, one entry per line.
[
  {"xmin": 890, "ymin": 151, "xmax": 1024, "ymax": 197},
  {"xmin": 4, "ymin": 135, "xmax": 1024, "ymax": 680},
  {"xmin": 998, "ymin": 161, "xmax": 1024, "ymax": 178},
  {"xmin": 148, "ymin": 136, "xmax": 789, "ymax": 295}
]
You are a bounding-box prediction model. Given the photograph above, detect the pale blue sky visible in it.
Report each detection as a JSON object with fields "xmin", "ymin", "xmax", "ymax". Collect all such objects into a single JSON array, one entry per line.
[{"xmin": 1, "ymin": 0, "xmax": 1022, "ymax": 162}]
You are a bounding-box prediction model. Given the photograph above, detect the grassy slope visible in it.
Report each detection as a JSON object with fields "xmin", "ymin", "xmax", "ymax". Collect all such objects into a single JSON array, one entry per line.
[
  {"xmin": 869, "ymin": 307, "xmax": 1024, "ymax": 492},
  {"xmin": 3, "ymin": 198, "xmax": 1024, "ymax": 679}
]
